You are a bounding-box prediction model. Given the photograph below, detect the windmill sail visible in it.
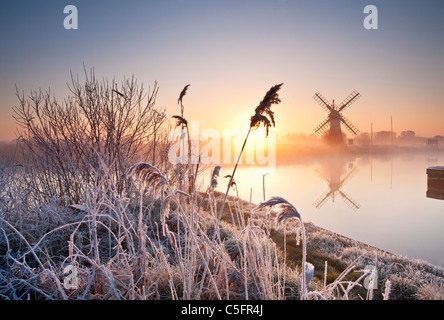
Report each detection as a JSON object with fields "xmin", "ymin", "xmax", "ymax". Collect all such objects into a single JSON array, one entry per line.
[
  {"xmin": 340, "ymin": 114, "xmax": 360, "ymax": 135},
  {"xmin": 313, "ymin": 92, "xmax": 333, "ymax": 112},
  {"xmin": 338, "ymin": 190, "xmax": 360, "ymax": 211},
  {"xmin": 314, "ymin": 117, "xmax": 331, "ymax": 134},
  {"xmin": 338, "ymin": 90, "xmax": 361, "ymax": 112},
  {"xmin": 340, "ymin": 166, "xmax": 357, "ymax": 186},
  {"xmin": 313, "ymin": 189, "xmax": 334, "ymax": 209}
]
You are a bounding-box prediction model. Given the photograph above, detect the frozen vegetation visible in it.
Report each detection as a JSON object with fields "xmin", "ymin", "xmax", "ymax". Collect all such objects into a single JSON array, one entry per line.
[{"xmin": 1, "ymin": 71, "xmax": 443, "ymax": 300}]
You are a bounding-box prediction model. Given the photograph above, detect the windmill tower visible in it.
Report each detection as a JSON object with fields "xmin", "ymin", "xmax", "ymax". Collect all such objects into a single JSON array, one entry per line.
[{"xmin": 313, "ymin": 90, "xmax": 361, "ymax": 144}]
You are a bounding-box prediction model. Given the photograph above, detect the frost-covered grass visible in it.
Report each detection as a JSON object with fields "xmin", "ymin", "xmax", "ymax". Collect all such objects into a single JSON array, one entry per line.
[
  {"xmin": 2, "ymin": 160, "xmax": 443, "ymax": 300},
  {"xmin": 1, "ymin": 72, "xmax": 443, "ymax": 300}
]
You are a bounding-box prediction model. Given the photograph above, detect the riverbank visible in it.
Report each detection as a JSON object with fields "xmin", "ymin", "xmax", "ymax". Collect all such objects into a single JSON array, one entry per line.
[
  {"xmin": 1, "ymin": 182, "xmax": 443, "ymax": 300},
  {"xmin": 212, "ymin": 191, "xmax": 444, "ymax": 300}
]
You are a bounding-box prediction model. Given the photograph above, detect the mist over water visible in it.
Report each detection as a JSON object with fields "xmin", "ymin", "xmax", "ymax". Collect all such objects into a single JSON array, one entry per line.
[{"xmin": 213, "ymin": 150, "xmax": 444, "ymax": 268}]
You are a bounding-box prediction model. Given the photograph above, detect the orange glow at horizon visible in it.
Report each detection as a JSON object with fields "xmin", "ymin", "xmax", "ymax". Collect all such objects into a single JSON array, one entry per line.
[
  {"xmin": 1, "ymin": 2, "xmax": 444, "ymax": 141},
  {"xmin": 2, "ymin": 80, "xmax": 443, "ymax": 143}
]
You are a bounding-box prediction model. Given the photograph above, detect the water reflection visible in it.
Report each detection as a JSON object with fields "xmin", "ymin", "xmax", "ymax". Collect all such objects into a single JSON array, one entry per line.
[
  {"xmin": 215, "ymin": 150, "xmax": 444, "ymax": 267},
  {"xmin": 313, "ymin": 158, "xmax": 360, "ymax": 211}
]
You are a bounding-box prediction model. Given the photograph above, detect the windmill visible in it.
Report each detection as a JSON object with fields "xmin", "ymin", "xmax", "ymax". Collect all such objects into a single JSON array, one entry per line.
[
  {"xmin": 313, "ymin": 163, "xmax": 360, "ymax": 211},
  {"xmin": 313, "ymin": 90, "xmax": 361, "ymax": 143}
]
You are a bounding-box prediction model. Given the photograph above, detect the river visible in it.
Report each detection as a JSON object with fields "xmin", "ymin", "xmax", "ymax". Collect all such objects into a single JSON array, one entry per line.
[{"xmin": 210, "ymin": 149, "xmax": 444, "ymax": 268}]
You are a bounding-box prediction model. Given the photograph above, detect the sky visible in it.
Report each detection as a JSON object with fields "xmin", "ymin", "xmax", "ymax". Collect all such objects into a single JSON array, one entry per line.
[{"xmin": 1, "ymin": 0, "xmax": 443, "ymax": 141}]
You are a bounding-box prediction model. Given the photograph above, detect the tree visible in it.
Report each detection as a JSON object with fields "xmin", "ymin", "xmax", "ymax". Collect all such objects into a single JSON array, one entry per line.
[
  {"xmin": 356, "ymin": 132, "xmax": 371, "ymax": 147},
  {"xmin": 400, "ymin": 130, "xmax": 416, "ymax": 139},
  {"xmin": 375, "ymin": 131, "xmax": 394, "ymax": 144}
]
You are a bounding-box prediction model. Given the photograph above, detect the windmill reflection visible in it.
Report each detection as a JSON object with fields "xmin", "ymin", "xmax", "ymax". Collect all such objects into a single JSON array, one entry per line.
[{"xmin": 313, "ymin": 160, "xmax": 360, "ymax": 211}]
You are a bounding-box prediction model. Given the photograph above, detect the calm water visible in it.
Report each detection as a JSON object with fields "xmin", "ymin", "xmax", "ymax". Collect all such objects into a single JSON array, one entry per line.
[{"xmin": 212, "ymin": 150, "xmax": 444, "ymax": 268}]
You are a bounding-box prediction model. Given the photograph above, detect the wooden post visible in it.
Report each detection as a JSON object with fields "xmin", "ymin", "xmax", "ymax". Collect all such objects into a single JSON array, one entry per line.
[
  {"xmin": 427, "ymin": 166, "xmax": 444, "ymax": 200},
  {"xmin": 263, "ymin": 172, "xmax": 269, "ymax": 201}
]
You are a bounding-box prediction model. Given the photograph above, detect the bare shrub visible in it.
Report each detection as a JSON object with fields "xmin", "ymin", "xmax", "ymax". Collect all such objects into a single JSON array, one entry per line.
[{"xmin": 13, "ymin": 68, "xmax": 167, "ymax": 204}]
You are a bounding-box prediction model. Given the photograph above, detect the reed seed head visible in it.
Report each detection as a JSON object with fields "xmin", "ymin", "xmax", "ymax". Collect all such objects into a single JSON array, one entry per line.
[
  {"xmin": 250, "ymin": 113, "xmax": 271, "ymax": 136},
  {"xmin": 172, "ymin": 115, "xmax": 188, "ymax": 128},
  {"xmin": 252, "ymin": 196, "xmax": 301, "ymax": 229},
  {"xmin": 249, "ymin": 83, "xmax": 283, "ymax": 136},
  {"xmin": 178, "ymin": 84, "xmax": 190, "ymax": 105},
  {"xmin": 128, "ymin": 162, "xmax": 168, "ymax": 197},
  {"xmin": 223, "ymin": 174, "xmax": 237, "ymax": 189},
  {"xmin": 211, "ymin": 165, "xmax": 221, "ymax": 189}
]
